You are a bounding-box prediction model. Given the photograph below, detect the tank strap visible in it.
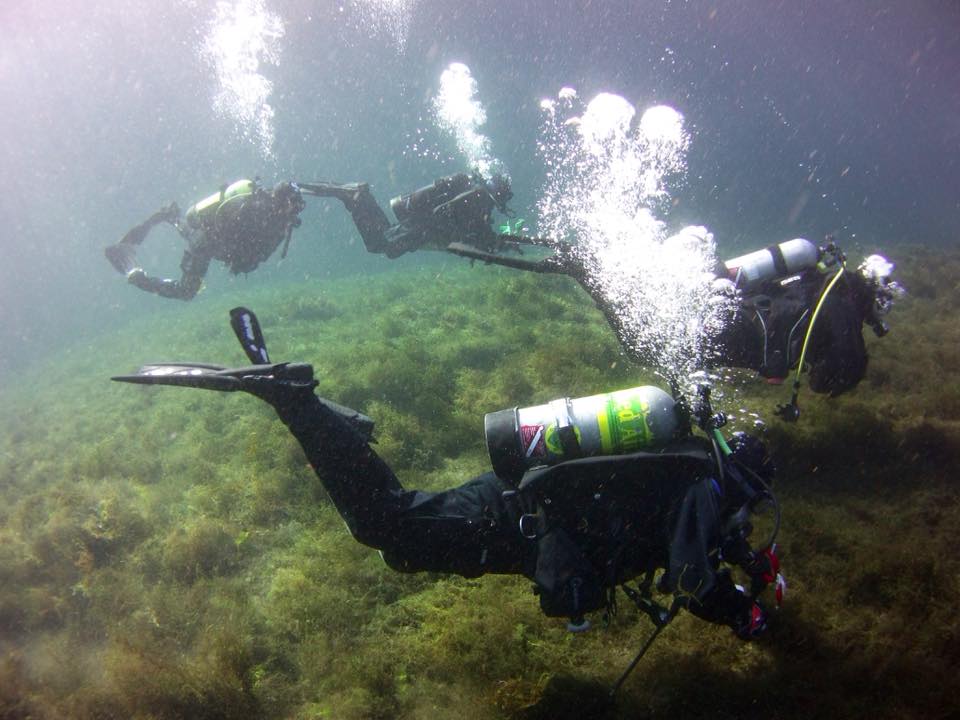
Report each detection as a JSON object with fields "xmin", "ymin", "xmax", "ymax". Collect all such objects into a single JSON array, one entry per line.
[
  {"xmin": 766, "ymin": 244, "xmax": 789, "ymax": 277},
  {"xmin": 549, "ymin": 398, "xmax": 583, "ymax": 458}
]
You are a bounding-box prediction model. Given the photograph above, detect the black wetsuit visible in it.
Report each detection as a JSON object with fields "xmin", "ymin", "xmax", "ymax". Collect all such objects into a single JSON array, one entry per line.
[
  {"xmin": 268, "ymin": 384, "xmax": 760, "ymax": 630},
  {"xmin": 307, "ymin": 174, "xmax": 505, "ymax": 259},
  {"xmin": 477, "ymin": 248, "xmax": 873, "ymax": 397},
  {"xmin": 712, "ymin": 269, "xmax": 870, "ymax": 396},
  {"xmin": 109, "ymin": 191, "xmax": 294, "ymax": 300}
]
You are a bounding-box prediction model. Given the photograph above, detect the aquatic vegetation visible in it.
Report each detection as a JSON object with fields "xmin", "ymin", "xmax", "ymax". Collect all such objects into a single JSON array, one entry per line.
[{"xmin": 0, "ymin": 254, "xmax": 959, "ymax": 719}]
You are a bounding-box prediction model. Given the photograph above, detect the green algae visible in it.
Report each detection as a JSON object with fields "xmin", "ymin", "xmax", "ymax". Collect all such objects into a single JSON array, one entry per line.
[{"xmin": 1, "ymin": 254, "xmax": 959, "ymax": 719}]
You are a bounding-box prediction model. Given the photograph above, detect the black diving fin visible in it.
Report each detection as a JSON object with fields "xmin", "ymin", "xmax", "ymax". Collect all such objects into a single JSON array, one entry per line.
[
  {"xmin": 230, "ymin": 306, "xmax": 271, "ymax": 364},
  {"xmin": 110, "ymin": 362, "xmax": 315, "ymax": 392},
  {"xmin": 112, "ymin": 308, "xmax": 376, "ymax": 441}
]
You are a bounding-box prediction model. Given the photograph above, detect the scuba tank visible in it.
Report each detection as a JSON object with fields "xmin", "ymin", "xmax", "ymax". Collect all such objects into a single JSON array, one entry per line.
[
  {"xmin": 724, "ymin": 238, "xmax": 819, "ymax": 289},
  {"xmin": 185, "ymin": 179, "xmax": 256, "ymax": 231},
  {"xmin": 389, "ymin": 174, "xmax": 472, "ymax": 223},
  {"xmin": 484, "ymin": 385, "xmax": 680, "ymax": 484}
]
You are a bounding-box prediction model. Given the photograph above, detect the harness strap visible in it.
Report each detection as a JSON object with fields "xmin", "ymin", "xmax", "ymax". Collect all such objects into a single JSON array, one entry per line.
[{"xmin": 550, "ymin": 398, "xmax": 583, "ymax": 458}]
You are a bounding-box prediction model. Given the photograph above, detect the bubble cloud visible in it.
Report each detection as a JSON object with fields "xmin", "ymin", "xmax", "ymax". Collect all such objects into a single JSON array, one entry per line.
[
  {"xmin": 538, "ymin": 90, "xmax": 731, "ymax": 386},
  {"xmin": 432, "ymin": 62, "xmax": 505, "ymax": 179},
  {"xmin": 201, "ymin": 0, "xmax": 284, "ymax": 160}
]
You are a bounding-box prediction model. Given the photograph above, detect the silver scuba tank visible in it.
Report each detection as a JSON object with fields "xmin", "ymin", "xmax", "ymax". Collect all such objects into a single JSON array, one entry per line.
[
  {"xmin": 484, "ymin": 385, "xmax": 680, "ymax": 484},
  {"xmin": 724, "ymin": 238, "xmax": 819, "ymax": 288}
]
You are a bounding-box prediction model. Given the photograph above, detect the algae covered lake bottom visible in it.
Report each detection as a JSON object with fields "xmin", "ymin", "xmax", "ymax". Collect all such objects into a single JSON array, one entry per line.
[{"xmin": 1, "ymin": 250, "xmax": 959, "ymax": 720}]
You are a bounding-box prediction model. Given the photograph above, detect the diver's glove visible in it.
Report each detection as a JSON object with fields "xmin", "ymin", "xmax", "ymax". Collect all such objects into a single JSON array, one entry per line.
[
  {"xmin": 734, "ymin": 601, "xmax": 769, "ymax": 641},
  {"xmin": 157, "ymin": 202, "xmax": 181, "ymax": 224}
]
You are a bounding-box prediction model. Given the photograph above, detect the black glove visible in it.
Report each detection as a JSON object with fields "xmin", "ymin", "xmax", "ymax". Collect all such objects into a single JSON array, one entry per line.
[{"xmin": 158, "ymin": 202, "xmax": 181, "ymax": 224}]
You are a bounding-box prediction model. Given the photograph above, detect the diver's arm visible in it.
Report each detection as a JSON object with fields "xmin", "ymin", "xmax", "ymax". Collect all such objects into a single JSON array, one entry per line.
[{"xmin": 446, "ymin": 241, "xmax": 572, "ymax": 274}]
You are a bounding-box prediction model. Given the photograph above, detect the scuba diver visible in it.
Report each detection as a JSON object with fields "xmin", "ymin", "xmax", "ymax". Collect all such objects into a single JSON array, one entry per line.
[
  {"xmin": 710, "ymin": 236, "xmax": 900, "ymax": 414},
  {"xmin": 113, "ymin": 307, "xmax": 785, "ymax": 673},
  {"xmin": 300, "ymin": 172, "xmax": 528, "ymax": 259},
  {"xmin": 104, "ymin": 179, "xmax": 308, "ymax": 300},
  {"xmin": 447, "ymin": 228, "xmax": 900, "ymax": 414}
]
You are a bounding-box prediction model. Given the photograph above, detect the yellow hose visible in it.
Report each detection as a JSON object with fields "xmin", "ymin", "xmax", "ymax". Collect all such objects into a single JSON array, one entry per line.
[{"xmin": 791, "ymin": 266, "xmax": 846, "ymax": 393}]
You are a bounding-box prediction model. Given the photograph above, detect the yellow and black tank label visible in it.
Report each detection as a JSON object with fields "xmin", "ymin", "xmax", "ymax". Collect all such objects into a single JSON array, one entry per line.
[{"xmin": 597, "ymin": 389, "xmax": 654, "ymax": 454}]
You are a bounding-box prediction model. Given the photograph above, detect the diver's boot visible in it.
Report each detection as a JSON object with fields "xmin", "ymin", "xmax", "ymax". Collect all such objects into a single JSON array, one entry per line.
[
  {"xmin": 300, "ymin": 182, "xmax": 370, "ymax": 211},
  {"xmin": 239, "ymin": 364, "xmax": 375, "ymax": 441},
  {"xmin": 237, "ymin": 362, "xmax": 318, "ymax": 406}
]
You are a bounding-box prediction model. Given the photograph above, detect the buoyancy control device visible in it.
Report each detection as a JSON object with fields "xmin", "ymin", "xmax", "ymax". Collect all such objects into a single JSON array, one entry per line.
[{"xmin": 388, "ymin": 173, "xmax": 473, "ymax": 223}]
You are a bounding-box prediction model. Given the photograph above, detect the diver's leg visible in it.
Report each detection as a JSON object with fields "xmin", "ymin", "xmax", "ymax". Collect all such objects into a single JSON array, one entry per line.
[
  {"xmin": 302, "ymin": 182, "xmax": 394, "ymax": 254},
  {"xmin": 257, "ymin": 383, "xmax": 525, "ymax": 574},
  {"xmin": 661, "ymin": 479, "xmax": 763, "ymax": 637},
  {"xmin": 346, "ymin": 187, "xmax": 393, "ymax": 254},
  {"xmin": 708, "ymin": 307, "xmax": 764, "ymax": 373},
  {"xmin": 380, "ymin": 222, "xmax": 429, "ymax": 258},
  {"xmin": 266, "ymin": 386, "xmax": 406, "ymax": 547},
  {"xmin": 118, "ymin": 204, "xmax": 179, "ymax": 246}
]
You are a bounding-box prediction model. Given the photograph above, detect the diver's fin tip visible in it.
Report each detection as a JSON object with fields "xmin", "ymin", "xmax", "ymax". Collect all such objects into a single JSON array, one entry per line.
[{"xmin": 229, "ymin": 307, "xmax": 271, "ymax": 364}]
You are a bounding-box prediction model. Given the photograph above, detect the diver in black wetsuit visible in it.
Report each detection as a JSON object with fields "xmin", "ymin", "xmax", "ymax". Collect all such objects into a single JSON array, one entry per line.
[
  {"xmin": 105, "ymin": 179, "xmax": 306, "ymax": 300},
  {"xmin": 447, "ymin": 229, "xmax": 899, "ymax": 407},
  {"xmin": 113, "ymin": 308, "xmax": 783, "ymax": 640},
  {"xmin": 301, "ymin": 172, "xmax": 523, "ymax": 259},
  {"xmin": 295, "ymin": 171, "xmax": 894, "ymax": 403}
]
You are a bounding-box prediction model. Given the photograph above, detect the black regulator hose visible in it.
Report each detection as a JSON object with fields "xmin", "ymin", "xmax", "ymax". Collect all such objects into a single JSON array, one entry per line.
[{"xmin": 729, "ymin": 456, "xmax": 781, "ymax": 554}]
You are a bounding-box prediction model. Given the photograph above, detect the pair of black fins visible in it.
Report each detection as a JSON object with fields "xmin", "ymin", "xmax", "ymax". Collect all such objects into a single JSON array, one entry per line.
[{"xmin": 111, "ymin": 307, "xmax": 375, "ymax": 440}]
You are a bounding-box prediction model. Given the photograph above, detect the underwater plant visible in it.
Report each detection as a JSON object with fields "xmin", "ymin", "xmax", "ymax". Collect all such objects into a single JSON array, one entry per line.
[{"xmin": 1, "ymin": 256, "xmax": 959, "ymax": 719}]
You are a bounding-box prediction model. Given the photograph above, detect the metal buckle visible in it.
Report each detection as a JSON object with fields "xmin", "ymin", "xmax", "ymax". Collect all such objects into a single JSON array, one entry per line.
[{"xmin": 518, "ymin": 513, "xmax": 539, "ymax": 540}]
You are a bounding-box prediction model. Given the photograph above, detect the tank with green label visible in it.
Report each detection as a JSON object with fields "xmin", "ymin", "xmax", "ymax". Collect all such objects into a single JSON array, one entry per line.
[{"xmin": 484, "ymin": 385, "xmax": 680, "ymax": 483}]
